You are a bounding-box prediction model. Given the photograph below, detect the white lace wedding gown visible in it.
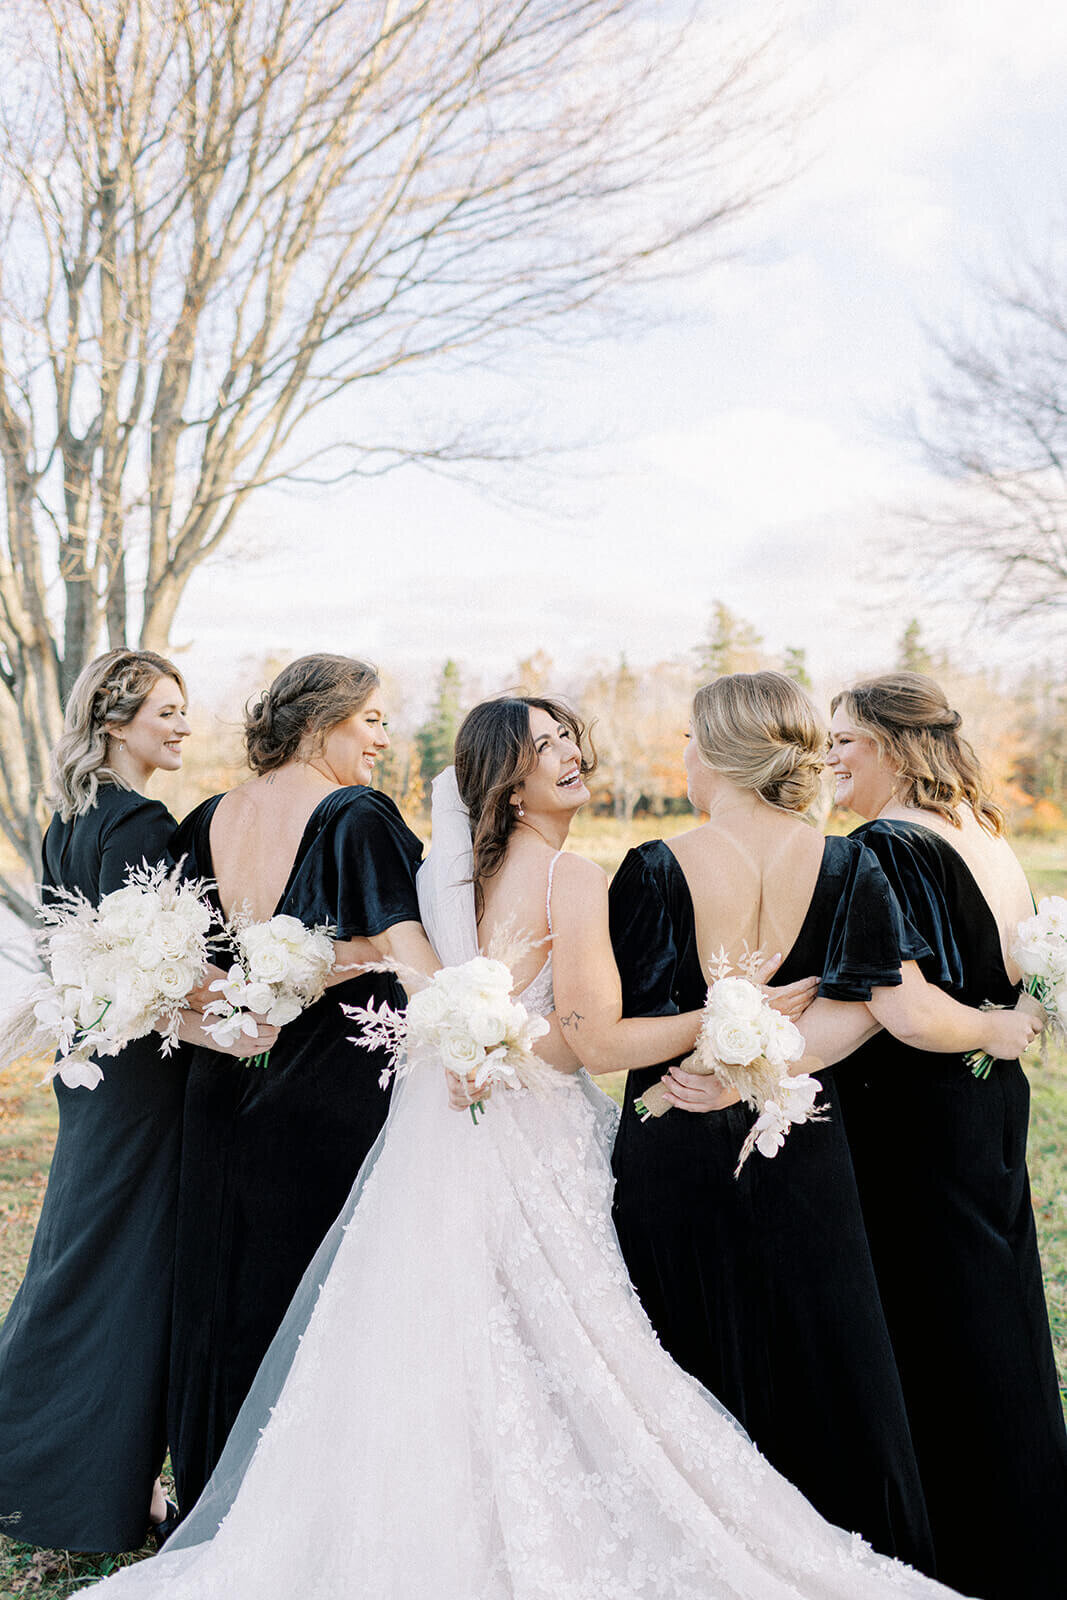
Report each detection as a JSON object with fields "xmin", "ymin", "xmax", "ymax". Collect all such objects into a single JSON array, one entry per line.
[{"xmin": 85, "ymin": 772, "xmax": 966, "ymax": 1600}]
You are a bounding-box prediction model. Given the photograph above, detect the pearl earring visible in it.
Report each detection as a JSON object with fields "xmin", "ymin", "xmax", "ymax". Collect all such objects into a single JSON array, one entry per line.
[{"xmin": 516, "ymin": 798, "xmax": 525, "ymax": 818}]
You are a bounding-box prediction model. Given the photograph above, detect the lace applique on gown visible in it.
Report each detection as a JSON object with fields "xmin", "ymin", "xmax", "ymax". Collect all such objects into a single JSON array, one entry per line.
[{"xmin": 83, "ymin": 833, "xmax": 968, "ymax": 1600}]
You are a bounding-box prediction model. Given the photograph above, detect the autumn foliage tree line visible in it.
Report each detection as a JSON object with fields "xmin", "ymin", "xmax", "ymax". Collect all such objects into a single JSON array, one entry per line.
[{"xmin": 154, "ymin": 605, "xmax": 1066, "ymax": 841}]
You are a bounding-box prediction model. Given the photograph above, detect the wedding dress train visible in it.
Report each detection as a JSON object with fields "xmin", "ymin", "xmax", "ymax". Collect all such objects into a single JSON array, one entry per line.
[{"xmin": 86, "ymin": 772, "xmax": 965, "ymax": 1600}]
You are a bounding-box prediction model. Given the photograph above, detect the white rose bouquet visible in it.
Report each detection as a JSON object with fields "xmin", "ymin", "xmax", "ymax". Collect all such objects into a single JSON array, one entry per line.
[
  {"xmin": 0, "ymin": 861, "xmax": 213, "ymax": 1089},
  {"xmin": 967, "ymin": 895, "xmax": 1064, "ymax": 1079},
  {"xmin": 634, "ymin": 947, "xmax": 825, "ymax": 1176},
  {"xmin": 344, "ymin": 954, "xmax": 550, "ymax": 1123},
  {"xmin": 202, "ymin": 913, "xmax": 335, "ymax": 1066}
]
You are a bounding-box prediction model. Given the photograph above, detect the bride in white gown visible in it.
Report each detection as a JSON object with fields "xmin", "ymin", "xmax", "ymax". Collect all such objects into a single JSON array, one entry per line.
[{"xmin": 84, "ymin": 746, "xmax": 969, "ymax": 1600}]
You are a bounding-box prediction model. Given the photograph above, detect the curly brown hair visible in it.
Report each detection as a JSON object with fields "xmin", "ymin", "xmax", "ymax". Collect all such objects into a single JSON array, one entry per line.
[
  {"xmin": 454, "ymin": 696, "xmax": 596, "ymax": 916},
  {"xmin": 244, "ymin": 655, "xmax": 379, "ymax": 775},
  {"xmin": 831, "ymin": 672, "xmax": 1003, "ymax": 835}
]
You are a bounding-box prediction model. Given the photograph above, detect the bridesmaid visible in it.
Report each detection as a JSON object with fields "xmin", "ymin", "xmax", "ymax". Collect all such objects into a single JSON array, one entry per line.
[
  {"xmin": 167, "ymin": 654, "xmax": 439, "ymax": 1516},
  {"xmin": 607, "ymin": 671, "xmax": 1036, "ymax": 1574},
  {"xmin": 0, "ymin": 650, "xmax": 271, "ymax": 1554},
  {"xmin": 825, "ymin": 672, "xmax": 1067, "ymax": 1600}
]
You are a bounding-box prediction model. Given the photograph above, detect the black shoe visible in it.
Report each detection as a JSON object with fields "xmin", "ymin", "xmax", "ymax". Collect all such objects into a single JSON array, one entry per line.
[{"xmin": 149, "ymin": 1501, "xmax": 180, "ymax": 1549}]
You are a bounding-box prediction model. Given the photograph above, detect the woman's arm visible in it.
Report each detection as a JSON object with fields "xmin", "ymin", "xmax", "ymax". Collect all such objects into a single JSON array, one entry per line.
[
  {"xmin": 550, "ymin": 855, "xmax": 704, "ymax": 1075},
  {"xmin": 798, "ymin": 964, "xmax": 1039, "ymax": 1067}
]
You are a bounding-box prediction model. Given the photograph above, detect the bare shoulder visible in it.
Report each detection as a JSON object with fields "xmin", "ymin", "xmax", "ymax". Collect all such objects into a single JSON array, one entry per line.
[{"xmin": 552, "ymin": 850, "xmax": 608, "ymax": 892}]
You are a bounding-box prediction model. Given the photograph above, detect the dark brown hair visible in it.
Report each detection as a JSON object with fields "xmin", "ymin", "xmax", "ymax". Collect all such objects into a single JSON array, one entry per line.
[
  {"xmin": 245, "ymin": 654, "xmax": 379, "ymax": 775},
  {"xmin": 454, "ymin": 696, "xmax": 595, "ymax": 914},
  {"xmin": 831, "ymin": 672, "xmax": 1003, "ymax": 835},
  {"xmin": 51, "ymin": 649, "xmax": 187, "ymax": 820}
]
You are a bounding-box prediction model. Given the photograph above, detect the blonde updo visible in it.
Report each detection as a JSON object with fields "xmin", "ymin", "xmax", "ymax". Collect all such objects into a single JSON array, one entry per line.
[
  {"xmin": 830, "ymin": 672, "xmax": 1003, "ymax": 835},
  {"xmin": 50, "ymin": 649, "xmax": 187, "ymax": 821},
  {"xmin": 245, "ymin": 654, "xmax": 379, "ymax": 775},
  {"xmin": 691, "ymin": 671, "xmax": 825, "ymax": 815}
]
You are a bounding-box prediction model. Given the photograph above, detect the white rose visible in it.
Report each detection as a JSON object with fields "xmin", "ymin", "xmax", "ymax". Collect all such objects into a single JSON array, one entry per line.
[
  {"xmin": 156, "ymin": 913, "xmax": 195, "ymax": 958},
  {"xmin": 49, "ymin": 947, "xmax": 87, "ymax": 988},
  {"xmin": 706, "ymin": 1016, "xmax": 763, "ymax": 1066},
  {"xmin": 405, "ymin": 984, "xmax": 445, "ymax": 1024},
  {"xmin": 468, "ymin": 1003, "xmax": 511, "ymax": 1048},
  {"xmin": 761, "ymin": 1012, "xmax": 805, "ymax": 1070},
  {"xmin": 247, "ymin": 943, "xmax": 291, "ymax": 984},
  {"xmin": 441, "ymin": 1033, "xmax": 485, "ymax": 1071},
  {"xmin": 156, "ymin": 960, "xmax": 195, "ymax": 1001},
  {"xmin": 707, "ymin": 976, "xmax": 764, "ymax": 1024},
  {"xmin": 133, "ymin": 933, "xmax": 167, "ymax": 971},
  {"xmin": 267, "ymin": 914, "xmax": 307, "ymax": 945}
]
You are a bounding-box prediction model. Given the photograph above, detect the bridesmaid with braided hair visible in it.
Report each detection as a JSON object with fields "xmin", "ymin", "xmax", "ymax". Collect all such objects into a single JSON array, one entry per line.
[
  {"xmin": 0, "ymin": 650, "xmax": 272, "ymax": 1555},
  {"xmin": 825, "ymin": 672, "xmax": 1067, "ymax": 1600}
]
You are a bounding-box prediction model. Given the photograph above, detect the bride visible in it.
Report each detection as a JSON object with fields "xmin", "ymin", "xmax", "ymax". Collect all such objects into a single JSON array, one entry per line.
[{"xmin": 84, "ymin": 708, "xmax": 972, "ymax": 1600}]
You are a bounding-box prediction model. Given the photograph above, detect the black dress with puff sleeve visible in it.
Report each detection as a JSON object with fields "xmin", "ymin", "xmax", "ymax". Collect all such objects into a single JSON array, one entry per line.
[
  {"xmin": 837, "ymin": 819, "xmax": 1067, "ymax": 1600},
  {"xmin": 609, "ymin": 835, "xmax": 935, "ymax": 1574},
  {"xmin": 166, "ymin": 787, "xmax": 423, "ymax": 1516},
  {"xmin": 0, "ymin": 784, "xmax": 186, "ymax": 1552}
]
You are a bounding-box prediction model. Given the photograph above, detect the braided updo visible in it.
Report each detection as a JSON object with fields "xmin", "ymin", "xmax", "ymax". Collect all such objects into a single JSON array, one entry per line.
[
  {"xmin": 50, "ymin": 649, "xmax": 187, "ymax": 820},
  {"xmin": 244, "ymin": 655, "xmax": 379, "ymax": 775},
  {"xmin": 691, "ymin": 671, "xmax": 825, "ymax": 815},
  {"xmin": 830, "ymin": 672, "xmax": 1003, "ymax": 834}
]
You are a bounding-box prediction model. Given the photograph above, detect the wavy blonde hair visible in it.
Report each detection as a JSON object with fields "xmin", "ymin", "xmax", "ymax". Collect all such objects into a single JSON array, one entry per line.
[
  {"xmin": 51, "ymin": 649, "xmax": 187, "ymax": 821},
  {"xmin": 691, "ymin": 671, "xmax": 825, "ymax": 815},
  {"xmin": 830, "ymin": 672, "xmax": 1003, "ymax": 835}
]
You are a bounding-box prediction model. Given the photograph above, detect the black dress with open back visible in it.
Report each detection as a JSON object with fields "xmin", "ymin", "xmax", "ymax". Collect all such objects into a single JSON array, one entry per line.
[
  {"xmin": 0, "ymin": 784, "xmax": 185, "ymax": 1552},
  {"xmin": 166, "ymin": 786, "xmax": 422, "ymax": 1517},
  {"xmin": 837, "ymin": 819, "xmax": 1067, "ymax": 1600},
  {"xmin": 609, "ymin": 834, "xmax": 936, "ymax": 1575}
]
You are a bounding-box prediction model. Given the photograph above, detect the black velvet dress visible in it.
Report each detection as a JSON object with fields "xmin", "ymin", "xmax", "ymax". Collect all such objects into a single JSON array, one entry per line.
[
  {"xmin": 167, "ymin": 787, "xmax": 423, "ymax": 1516},
  {"xmin": 609, "ymin": 835, "xmax": 935, "ymax": 1573},
  {"xmin": 0, "ymin": 784, "xmax": 186, "ymax": 1552},
  {"xmin": 837, "ymin": 819, "xmax": 1067, "ymax": 1600}
]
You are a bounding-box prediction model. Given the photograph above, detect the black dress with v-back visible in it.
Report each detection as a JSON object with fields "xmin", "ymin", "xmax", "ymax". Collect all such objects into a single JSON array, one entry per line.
[
  {"xmin": 837, "ymin": 819, "xmax": 1067, "ymax": 1600},
  {"xmin": 609, "ymin": 834, "xmax": 936, "ymax": 1574},
  {"xmin": 166, "ymin": 787, "xmax": 422, "ymax": 1516}
]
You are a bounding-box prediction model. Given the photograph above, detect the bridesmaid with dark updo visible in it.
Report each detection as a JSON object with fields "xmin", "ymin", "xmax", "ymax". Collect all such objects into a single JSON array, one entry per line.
[{"xmin": 167, "ymin": 654, "xmax": 438, "ymax": 1517}]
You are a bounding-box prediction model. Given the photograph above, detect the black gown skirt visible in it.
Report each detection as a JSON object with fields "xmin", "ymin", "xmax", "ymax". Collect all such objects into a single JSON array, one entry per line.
[
  {"xmin": 0, "ymin": 784, "xmax": 186, "ymax": 1552},
  {"xmin": 836, "ymin": 819, "xmax": 1067, "ymax": 1600},
  {"xmin": 609, "ymin": 835, "xmax": 936, "ymax": 1573},
  {"xmin": 167, "ymin": 786, "xmax": 423, "ymax": 1516}
]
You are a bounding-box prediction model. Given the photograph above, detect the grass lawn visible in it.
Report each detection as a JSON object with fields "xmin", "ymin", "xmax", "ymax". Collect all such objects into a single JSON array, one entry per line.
[{"xmin": 0, "ymin": 816, "xmax": 1064, "ymax": 1596}]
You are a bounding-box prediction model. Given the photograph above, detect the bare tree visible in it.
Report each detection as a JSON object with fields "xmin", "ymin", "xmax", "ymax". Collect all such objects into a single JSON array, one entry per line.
[
  {"xmin": 0, "ymin": 0, "xmax": 793, "ymax": 919},
  {"xmin": 911, "ymin": 254, "xmax": 1067, "ymax": 623}
]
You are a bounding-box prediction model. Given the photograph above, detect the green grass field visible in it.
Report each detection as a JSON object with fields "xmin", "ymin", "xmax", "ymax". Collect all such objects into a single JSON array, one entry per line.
[{"xmin": 0, "ymin": 818, "xmax": 1064, "ymax": 1597}]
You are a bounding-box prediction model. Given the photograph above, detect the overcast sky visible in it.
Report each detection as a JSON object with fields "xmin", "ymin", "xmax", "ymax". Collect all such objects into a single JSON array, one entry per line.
[{"xmin": 172, "ymin": 0, "xmax": 1067, "ymax": 710}]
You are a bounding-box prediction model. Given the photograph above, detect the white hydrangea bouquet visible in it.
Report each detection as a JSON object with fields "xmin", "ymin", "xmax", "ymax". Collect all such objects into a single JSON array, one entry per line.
[
  {"xmin": 0, "ymin": 861, "xmax": 213, "ymax": 1089},
  {"xmin": 202, "ymin": 913, "xmax": 335, "ymax": 1066},
  {"xmin": 344, "ymin": 954, "xmax": 550, "ymax": 1123},
  {"xmin": 968, "ymin": 895, "xmax": 1064, "ymax": 1080},
  {"xmin": 634, "ymin": 947, "xmax": 825, "ymax": 1176}
]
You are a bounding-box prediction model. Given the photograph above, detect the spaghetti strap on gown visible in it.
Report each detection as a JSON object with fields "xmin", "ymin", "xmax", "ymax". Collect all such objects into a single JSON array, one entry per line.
[
  {"xmin": 79, "ymin": 772, "xmax": 968, "ymax": 1600},
  {"xmin": 837, "ymin": 819, "xmax": 1067, "ymax": 1600}
]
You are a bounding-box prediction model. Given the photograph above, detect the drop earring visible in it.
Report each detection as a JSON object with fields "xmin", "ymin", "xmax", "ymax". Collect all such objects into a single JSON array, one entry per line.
[{"xmin": 516, "ymin": 797, "xmax": 525, "ymax": 818}]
